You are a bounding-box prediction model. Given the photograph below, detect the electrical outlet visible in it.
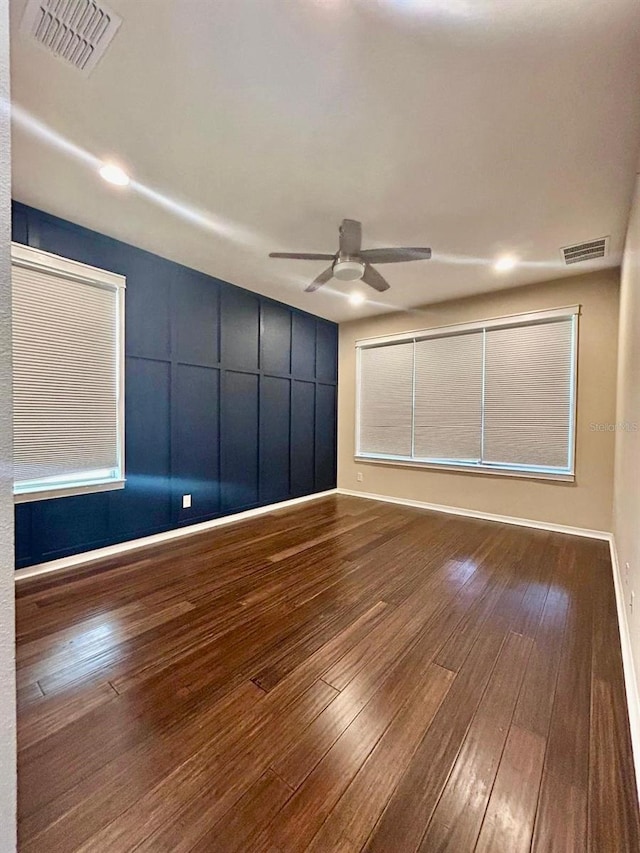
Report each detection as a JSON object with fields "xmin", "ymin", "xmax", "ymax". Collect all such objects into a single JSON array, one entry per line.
[
  {"xmin": 182, "ymin": 494, "xmax": 192, "ymax": 509},
  {"xmin": 357, "ymin": 472, "xmax": 363, "ymax": 482}
]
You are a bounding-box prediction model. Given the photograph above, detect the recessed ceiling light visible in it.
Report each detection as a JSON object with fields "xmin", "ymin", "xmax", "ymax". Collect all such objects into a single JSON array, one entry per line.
[
  {"xmin": 349, "ymin": 292, "xmax": 366, "ymax": 306},
  {"xmin": 494, "ymin": 254, "xmax": 518, "ymax": 272},
  {"xmin": 99, "ymin": 163, "xmax": 130, "ymax": 187}
]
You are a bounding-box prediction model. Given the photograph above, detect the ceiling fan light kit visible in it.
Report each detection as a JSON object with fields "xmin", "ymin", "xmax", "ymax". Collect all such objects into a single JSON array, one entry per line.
[
  {"xmin": 333, "ymin": 259, "xmax": 365, "ymax": 281},
  {"xmin": 269, "ymin": 219, "xmax": 432, "ymax": 294}
]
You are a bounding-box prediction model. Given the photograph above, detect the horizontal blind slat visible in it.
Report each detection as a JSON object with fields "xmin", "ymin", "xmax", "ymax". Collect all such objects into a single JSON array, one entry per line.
[
  {"xmin": 11, "ymin": 260, "xmax": 120, "ymax": 487},
  {"xmin": 482, "ymin": 319, "xmax": 573, "ymax": 469},
  {"xmin": 414, "ymin": 332, "xmax": 483, "ymax": 461},
  {"xmin": 359, "ymin": 342, "xmax": 413, "ymax": 457}
]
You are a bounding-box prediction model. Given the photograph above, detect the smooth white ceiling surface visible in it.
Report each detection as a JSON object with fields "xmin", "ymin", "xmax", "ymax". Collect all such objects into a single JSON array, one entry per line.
[{"xmin": 9, "ymin": 0, "xmax": 640, "ymax": 321}]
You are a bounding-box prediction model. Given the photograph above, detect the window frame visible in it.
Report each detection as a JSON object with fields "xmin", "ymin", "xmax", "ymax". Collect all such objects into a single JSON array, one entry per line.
[
  {"xmin": 354, "ymin": 305, "xmax": 580, "ymax": 482},
  {"xmin": 11, "ymin": 242, "xmax": 126, "ymax": 503}
]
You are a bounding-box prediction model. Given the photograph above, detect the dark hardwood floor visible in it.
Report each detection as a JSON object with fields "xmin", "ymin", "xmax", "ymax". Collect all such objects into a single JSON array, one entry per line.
[{"xmin": 15, "ymin": 495, "xmax": 640, "ymax": 852}]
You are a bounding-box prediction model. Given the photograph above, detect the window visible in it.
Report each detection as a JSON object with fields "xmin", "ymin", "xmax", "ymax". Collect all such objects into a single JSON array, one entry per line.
[
  {"xmin": 356, "ymin": 306, "xmax": 579, "ymax": 480},
  {"xmin": 11, "ymin": 243, "xmax": 126, "ymax": 502}
]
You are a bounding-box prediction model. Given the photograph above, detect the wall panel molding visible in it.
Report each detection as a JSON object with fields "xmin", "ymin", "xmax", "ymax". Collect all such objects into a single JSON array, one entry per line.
[{"xmin": 12, "ymin": 202, "xmax": 338, "ymax": 569}]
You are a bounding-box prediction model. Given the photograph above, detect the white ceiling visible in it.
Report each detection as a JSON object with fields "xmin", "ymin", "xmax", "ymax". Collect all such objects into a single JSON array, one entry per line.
[{"xmin": 9, "ymin": 0, "xmax": 640, "ymax": 322}]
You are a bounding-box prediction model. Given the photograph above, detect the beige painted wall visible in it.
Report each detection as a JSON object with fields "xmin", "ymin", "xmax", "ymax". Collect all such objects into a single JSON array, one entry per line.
[
  {"xmin": 338, "ymin": 269, "xmax": 620, "ymax": 532},
  {"xmin": 614, "ymin": 175, "xmax": 640, "ymax": 709}
]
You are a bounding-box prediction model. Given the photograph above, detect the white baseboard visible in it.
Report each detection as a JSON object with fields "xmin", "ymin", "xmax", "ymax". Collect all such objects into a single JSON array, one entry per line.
[
  {"xmin": 608, "ymin": 536, "xmax": 640, "ymax": 801},
  {"xmin": 14, "ymin": 489, "xmax": 338, "ymax": 582},
  {"xmin": 16, "ymin": 484, "xmax": 640, "ymax": 803},
  {"xmin": 18, "ymin": 486, "xmax": 608, "ymax": 583},
  {"xmin": 337, "ymin": 488, "xmax": 610, "ymax": 540},
  {"xmin": 15, "ymin": 483, "xmax": 640, "ymax": 798}
]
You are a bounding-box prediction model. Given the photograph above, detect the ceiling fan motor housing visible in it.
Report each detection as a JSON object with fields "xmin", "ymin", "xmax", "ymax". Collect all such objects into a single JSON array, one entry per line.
[{"xmin": 333, "ymin": 258, "xmax": 365, "ymax": 281}]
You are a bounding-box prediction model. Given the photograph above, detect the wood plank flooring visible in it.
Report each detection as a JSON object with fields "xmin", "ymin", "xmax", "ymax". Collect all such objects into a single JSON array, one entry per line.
[{"xmin": 15, "ymin": 495, "xmax": 640, "ymax": 852}]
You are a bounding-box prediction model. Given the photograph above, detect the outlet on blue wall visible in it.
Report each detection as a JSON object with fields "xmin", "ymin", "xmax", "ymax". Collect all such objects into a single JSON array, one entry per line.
[{"xmin": 12, "ymin": 202, "xmax": 338, "ymax": 569}]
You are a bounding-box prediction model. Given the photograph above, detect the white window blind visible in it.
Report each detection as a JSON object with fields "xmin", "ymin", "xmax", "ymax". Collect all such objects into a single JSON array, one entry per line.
[
  {"xmin": 356, "ymin": 307, "xmax": 578, "ymax": 480},
  {"xmin": 358, "ymin": 342, "xmax": 414, "ymax": 457},
  {"xmin": 483, "ymin": 320, "xmax": 574, "ymax": 470},
  {"xmin": 11, "ymin": 243, "xmax": 126, "ymax": 502},
  {"xmin": 414, "ymin": 332, "xmax": 483, "ymax": 462}
]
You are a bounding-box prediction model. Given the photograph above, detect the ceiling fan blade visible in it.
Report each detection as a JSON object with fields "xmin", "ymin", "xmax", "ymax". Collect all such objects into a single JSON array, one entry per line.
[
  {"xmin": 305, "ymin": 266, "xmax": 334, "ymax": 293},
  {"xmin": 339, "ymin": 219, "xmax": 362, "ymax": 256},
  {"xmin": 269, "ymin": 252, "xmax": 335, "ymax": 260},
  {"xmin": 362, "ymin": 264, "xmax": 391, "ymax": 292},
  {"xmin": 359, "ymin": 248, "xmax": 432, "ymax": 264}
]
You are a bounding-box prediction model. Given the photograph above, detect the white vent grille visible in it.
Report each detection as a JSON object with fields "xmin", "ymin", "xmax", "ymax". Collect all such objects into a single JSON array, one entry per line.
[
  {"xmin": 21, "ymin": 0, "xmax": 122, "ymax": 76},
  {"xmin": 561, "ymin": 237, "xmax": 609, "ymax": 265}
]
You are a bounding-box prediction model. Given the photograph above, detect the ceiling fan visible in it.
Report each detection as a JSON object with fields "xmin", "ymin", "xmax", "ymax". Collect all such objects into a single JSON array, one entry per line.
[{"xmin": 269, "ymin": 219, "xmax": 432, "ymax": 293}]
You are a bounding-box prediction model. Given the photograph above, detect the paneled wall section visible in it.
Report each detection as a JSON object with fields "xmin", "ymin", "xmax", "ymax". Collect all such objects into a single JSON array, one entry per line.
[{"xmin": 12, "ymin": 202, "xmax": 338, "ymax": 568}]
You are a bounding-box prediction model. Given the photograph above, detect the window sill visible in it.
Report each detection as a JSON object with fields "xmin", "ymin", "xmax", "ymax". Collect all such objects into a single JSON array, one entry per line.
[
  {"xmin": 14, "ymin": 479, "xmax": 126, "ymax": 504},
  {"xmin": 354, "ymin": 456, "xmax": 575, "ymax": 483}
]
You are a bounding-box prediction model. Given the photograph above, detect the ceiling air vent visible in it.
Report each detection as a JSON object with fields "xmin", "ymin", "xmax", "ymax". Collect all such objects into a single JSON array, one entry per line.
[
  {"xmin": 561, "ymin": 237, "xmax": 609, "ymax": 265},
  {"xmin": 21, "ymin": 0, "xmax": 122, "ymax": 76}
]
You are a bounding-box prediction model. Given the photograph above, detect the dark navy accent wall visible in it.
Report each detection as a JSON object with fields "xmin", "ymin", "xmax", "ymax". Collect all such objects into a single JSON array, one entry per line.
[{"xmin": 12, "ymin": 202, "xmax": 338, "ymax": 568}]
